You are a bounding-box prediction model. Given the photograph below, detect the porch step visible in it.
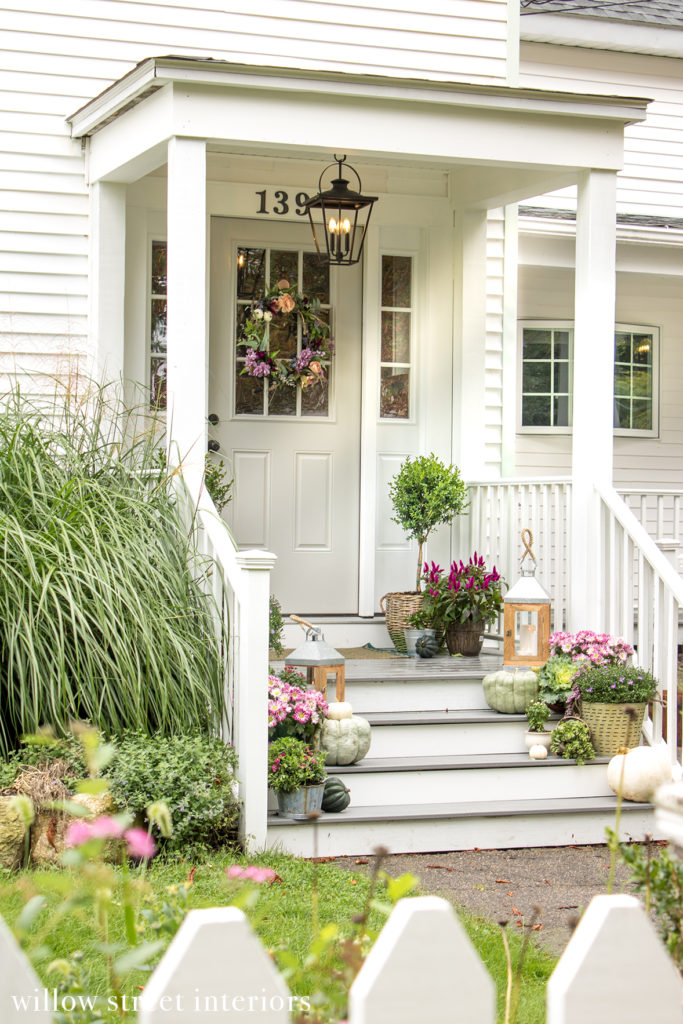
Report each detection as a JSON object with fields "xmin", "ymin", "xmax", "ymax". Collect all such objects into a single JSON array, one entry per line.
[
  {"xmin": 364, "ymin": 709, "xmax": 560, "ymax": 757},
  {"xmin": 328, "ymin": 752, "xmax": 612, "ymax": 804},
  {"xmin": 266, "ymin": 795, "xmax": 657, "ymax": 857}
]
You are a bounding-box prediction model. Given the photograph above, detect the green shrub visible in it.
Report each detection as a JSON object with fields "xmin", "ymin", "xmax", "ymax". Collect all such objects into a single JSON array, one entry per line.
[
  {"xmin": 269, "ymin": 595, "xmax": 285, "ymax": 655},
  {"xmin": 0, "ymin": 382, "xmax": 225, "ymax": 756},
  {"xmin": 105, "ymin": 733, "xmax": 239, "ymax": 856},
  {"xmin": 389, "ymin": 454, "xmax": 469, "ymax": 591}
]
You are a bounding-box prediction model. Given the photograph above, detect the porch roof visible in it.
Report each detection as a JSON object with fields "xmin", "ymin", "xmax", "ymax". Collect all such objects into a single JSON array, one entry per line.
[{"xmin": 67, "ymin": 55, "xmax": 650, "ymax": 209}]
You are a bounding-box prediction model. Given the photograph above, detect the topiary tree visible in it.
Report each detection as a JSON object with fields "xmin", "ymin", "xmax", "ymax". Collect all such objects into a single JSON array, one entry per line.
[{"xmin": 389, "ymin": 454, "xmax": 469, "ymax": 592}]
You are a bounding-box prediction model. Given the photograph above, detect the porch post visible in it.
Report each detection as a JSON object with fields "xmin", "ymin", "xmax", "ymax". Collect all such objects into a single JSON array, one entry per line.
[
  {"xmin": 570, "ymin": 169, "xmax": 617, "ymax": 630},
  {"xmin": 454, "ymin": 208, "xmax": 488, "ymax": 479},
  {"xmin": 166, "ymin": 137, "xmax": 207, "ymax": 491},
  {"xmin": 89, "ymin": 181, "xmax": 126, "ymax": 382}
]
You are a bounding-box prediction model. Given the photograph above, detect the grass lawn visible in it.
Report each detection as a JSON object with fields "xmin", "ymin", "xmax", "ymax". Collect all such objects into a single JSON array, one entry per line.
[{"xmin": 0, "ymin": 849, "xmax": 555, "ymax": 1023}]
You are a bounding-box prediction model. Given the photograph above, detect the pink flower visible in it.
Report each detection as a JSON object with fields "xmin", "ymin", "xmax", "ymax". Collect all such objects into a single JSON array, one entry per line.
[
  {"xmin": 90, "ymin": 816, "xmax": 125, "ymax": 839},
  {"xmin": 225, "ymin": 864, "xmax": 276, "ymax": 884},
  {"xmin": 65, "ymin": 820, "xmax": 95, "ymax": 847},
  {"xmin": 124, "ymin": 827, "xmax": 156, "ymax": 859}
]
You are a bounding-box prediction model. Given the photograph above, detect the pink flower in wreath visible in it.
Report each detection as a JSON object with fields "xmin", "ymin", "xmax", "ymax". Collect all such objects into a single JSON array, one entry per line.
[
  {"xmin": 277, "ymin": 293, "xmax": 295, "ymax": 314},
  {"xmin": 309, "ymin": 361, "xmax": 323, "ymax": 376}
]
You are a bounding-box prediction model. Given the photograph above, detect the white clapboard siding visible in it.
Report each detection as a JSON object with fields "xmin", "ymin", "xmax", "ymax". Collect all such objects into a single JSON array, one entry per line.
[
  {"xmin": 515, "ymin": 263, "xmax": 683, "ymax": 488},
  {"xmin": 484, "ymin": 209, "xmax": 505, "ymax": 472},
  {"xmin": 0, "ymin": 1, "xmax": 508, "ymax": 376},
  {"xmin": 520, "ymin": 42, "xmax": 683, "ymax": 218}
]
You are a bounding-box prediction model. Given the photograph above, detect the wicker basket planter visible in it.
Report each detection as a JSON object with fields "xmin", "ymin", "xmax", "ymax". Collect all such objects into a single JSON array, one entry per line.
[
  {"xmin": 445, "ymin": 620, "xmax": 485, "ymax": 657},
  {"xmin": 580, "ymin": 702, "xmax": 647, "ymax": 757},
  {"xmin": 379, "ymin": 591, "xmax": 424, "ymax": 652}
]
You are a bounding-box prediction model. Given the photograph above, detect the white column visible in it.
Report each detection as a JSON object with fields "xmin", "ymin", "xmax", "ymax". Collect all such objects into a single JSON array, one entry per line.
[
  {"xmin": 89, "ymin": 181, "xmax": 126, "ymax": 382},
  {"xmin": 235, "ymin": 549, "xmax": 277, "ymax": 853},
  {"xmin": 454, "ymin": 208, "xmax": 488, "ymax": 479},
  {"xmin": 166, "ymin": 137, "xmax": 207, "ymax": 491},
  {"xmin": 501, "ymin": 204, "xmax": 519, "ymax": 478},
  {"xmin": 569, "ymin": 169, "xmax": 617, "ymax": 629}
]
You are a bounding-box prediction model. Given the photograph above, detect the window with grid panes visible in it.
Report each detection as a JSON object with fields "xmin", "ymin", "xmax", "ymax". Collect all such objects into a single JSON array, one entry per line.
[
  {"xmin": 234, "ymin": 246, "xmax": 331, "ymax": 417},
  {"xmin": 380, "ymin": 254, "xmax": 412, "ymax": 419}
]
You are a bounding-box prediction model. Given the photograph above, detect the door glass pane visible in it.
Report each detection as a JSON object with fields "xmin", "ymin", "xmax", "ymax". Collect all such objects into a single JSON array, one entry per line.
[
  {"xmin": 150, "ymin": 358, "xmax": 166, "ymax": 408},
  {"xmin": 523, "ymin": 330, "xmax": 552, "ymax": 360},
  {"xmin": 235, "ymin": 368, "xmax": 265, "ymax": 415},
  {"xmin": 553, "ymin": 361, "xmax": 569, "ymax": 394},
  {"xmin": 301, "ymin": 378, "xmax": 329, "ymax": 416},
  {"xmin": 380, "ymin": 366, "xmax": 410, "ymax": 418},
  {"xmin": 268, "ymin": 384, "xmax": 297, "ymax": 416},
  {"xmin": 633, "ymin": 335, "xmax": 653, "ymax": 365},
  {"xmin": 151, "ymin": 299, "xmax": 167, "ymax": 354},
  {"xmin": 237, "ymin": 247, "xmax": 266, "ymax": 299},
  {"xmin": 553, "ymin": 331, "xmax": 570, "ymax": 359},
  {"xmin": 381, "ymin": 255, "xmax": 411, "ymax": 307},
  {"xmin": 303, "ymin": 252, "xmax": 329, "ymax": 304},
  {"xmin": 269, "ymin": 315, "xmax": 298, "ymax": 359},
  {"xmin": 554, "ymin": 395, "xmax": 569, "ymax": 427},
  {"xmin": 381, "ymin": 311, "xmax": 411, "ymax": 363},
  {"xmin": 151, "ymin": 241, "xmax": 167, "ymax": 294},
  {"xmin": 270, "ymin": 250, "xmax": 298, "ymax": 288},
  {"xmin": 614, "ymin": 397, "xmax": 631, "ymax": 429}
]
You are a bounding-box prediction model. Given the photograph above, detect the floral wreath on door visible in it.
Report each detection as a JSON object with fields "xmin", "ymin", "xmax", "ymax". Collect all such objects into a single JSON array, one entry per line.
[{"xmin": 239, "ymin": 279, "xmax": 334, "ymax": 389}]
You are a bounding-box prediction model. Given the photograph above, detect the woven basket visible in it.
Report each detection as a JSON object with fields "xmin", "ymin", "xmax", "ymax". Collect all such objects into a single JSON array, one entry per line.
[
  {"xmin": 379, "ymin": 591, "xmax": 424, "ymax": 653},
  {"xmin": 580, "ymin": 702, "xmax": 647, "ymax": 757}
]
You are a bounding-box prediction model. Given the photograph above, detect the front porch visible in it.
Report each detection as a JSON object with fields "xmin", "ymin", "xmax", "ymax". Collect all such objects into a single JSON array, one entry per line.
[{"xmin": 268, "ymin": 653, "xmax": 657, "ymax": 857}]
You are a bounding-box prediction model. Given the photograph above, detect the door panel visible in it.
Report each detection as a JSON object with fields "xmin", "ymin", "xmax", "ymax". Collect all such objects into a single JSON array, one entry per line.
[{"xmin": 209, "ymin": 218, "xmax": 361, "ymax": 612}]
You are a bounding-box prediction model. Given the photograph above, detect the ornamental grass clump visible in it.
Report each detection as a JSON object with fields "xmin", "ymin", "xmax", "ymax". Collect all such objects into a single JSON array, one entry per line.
[
  {"xmin": 268, "ymin": 737, "xmax": 327, "ymax": 794},
  {"xmin": 0, "ymin": 381, "xmax": 224, "ymax": 756}
]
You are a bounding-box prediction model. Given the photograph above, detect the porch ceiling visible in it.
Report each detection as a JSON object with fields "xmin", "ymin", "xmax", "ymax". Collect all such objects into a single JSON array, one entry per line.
[{"xmin": 68, "ymin": 55, "xmax": 650, "ymax": 209}]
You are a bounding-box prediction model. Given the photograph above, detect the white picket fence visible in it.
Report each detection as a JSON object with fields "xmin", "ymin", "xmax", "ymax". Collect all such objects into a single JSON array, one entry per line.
[{"xmin": 1, "ymin": 895, "xmax": 681, "ymax": 1022}]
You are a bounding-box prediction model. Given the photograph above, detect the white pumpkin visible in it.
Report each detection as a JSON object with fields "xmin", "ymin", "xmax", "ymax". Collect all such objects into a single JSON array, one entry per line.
[
  {"xmin": 321, "ymin": 715, "xmax": 371, "ymax": 765},
  {"xmin": 326, "ymin": 701, "xmax": 353, "ymax": 721},
  {"xmin": 529, "ymin": 744, "xmax": 548, "ymax": 760},
  {"xmin": 607, "ymin": 745, "xmax": 673, "ymax": 802}
]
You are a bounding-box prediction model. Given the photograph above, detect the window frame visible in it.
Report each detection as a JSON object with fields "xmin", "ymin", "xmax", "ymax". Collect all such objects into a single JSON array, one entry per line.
[
  {"xmin": 516, "ymin": 320, "xmax": 660, "ymax": 439},
  {"xmin": 378, "ymin": 249, "xmax": 417, "ymax": 424}
]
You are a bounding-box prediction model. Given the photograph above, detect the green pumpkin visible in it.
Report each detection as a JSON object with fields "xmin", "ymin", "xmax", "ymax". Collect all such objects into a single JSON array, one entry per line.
[
  {"xmin": 415, "ymin": 634, "xmax": 439, "ymax": 658},
  {"xmin": 321, "ymin": 776, "xmax": 351, "ymax": 812},
  {"xmin": 482, "ymin": 668, "xmax": 538, "ymax": 714},
  {"xmin": 321, "ymin": 715, "xmax": 372, "ymax": 765}
]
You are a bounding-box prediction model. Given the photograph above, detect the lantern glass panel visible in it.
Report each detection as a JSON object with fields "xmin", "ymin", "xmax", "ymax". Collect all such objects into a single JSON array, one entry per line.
[{"xmin": 514, "ymin": 609, "xmax": 540, "ymax": 658}]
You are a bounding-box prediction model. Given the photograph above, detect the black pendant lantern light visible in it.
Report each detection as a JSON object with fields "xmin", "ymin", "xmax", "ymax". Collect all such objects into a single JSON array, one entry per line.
[{"xmin": 305, "ymin": 155, "xmax": 377, "ymax": 267}]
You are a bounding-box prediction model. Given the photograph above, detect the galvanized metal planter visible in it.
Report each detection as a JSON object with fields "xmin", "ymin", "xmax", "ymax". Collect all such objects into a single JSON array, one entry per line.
[{"xmin": 275, "ymin": 783, "xmax": 325, "ymax": 820}]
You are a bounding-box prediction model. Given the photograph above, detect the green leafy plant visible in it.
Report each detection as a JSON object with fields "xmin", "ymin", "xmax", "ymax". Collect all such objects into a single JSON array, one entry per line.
[
  {"xmin": 577, "ymin": 663, "xmax": 657, "ymax": 704},
  {"xmin": 608, "ymin": 831, "xmax": 683, "ymax": 966},
  {"xmin": 104, "ymin": 733, "xmax": 239, "ymax": 857},
  {"xmin": 270, "ymin": 595, "xmax": 285, "ymax": 655},
  {"xmin": 267, "ymin": 737, "xmax": 326, "ymax": 794},
  {"xmin": 389, "ymin": 454, "xmax": 469, "ymax": 591},
  {"xmin": 525, "ymin": 700, "xmax": 551, "ymax": 733},
  {"xmin": 537, "ymin": 655, "xmax": 580, "ymax": 706},
  {"xmin": 204, "ymin": 454, "xmax": 233, "ymax": 513},
  {"xmin": 0, "ymin": 382, "xmax": 225, "ymax": 756},
  {"xmin": 405, "ymin": 608, "xmax": 433, "ymax": 629},
  {"xmin": 549, "ymin": 718, "xmax": 595, "ymax": 765}
]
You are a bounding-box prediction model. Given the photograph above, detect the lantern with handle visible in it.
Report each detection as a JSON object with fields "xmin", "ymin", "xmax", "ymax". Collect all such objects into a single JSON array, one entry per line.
[
  {"xmin": 287, "ymin": 615, "xmax": 346, "ymax": 702},
  {"xmin": 503, "ymin": 529, "xmax": 551, "ymax": 669}
]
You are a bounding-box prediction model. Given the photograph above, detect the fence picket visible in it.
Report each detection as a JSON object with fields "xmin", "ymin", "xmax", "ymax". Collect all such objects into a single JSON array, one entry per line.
[
  {"xmin": 547, "ymin": 895, "xmax": 683, "ymax": 1024},
  {"xmin": 348, "ymin": 897, "xmax": 495, "ymax": 1024},
  {"xmin": 138, "ymin": 908, "xmax": 291, "ymax": 1022},
  {"xmin": 0, "ymin": 915, "xmax": 52, "ymax": 1022}
]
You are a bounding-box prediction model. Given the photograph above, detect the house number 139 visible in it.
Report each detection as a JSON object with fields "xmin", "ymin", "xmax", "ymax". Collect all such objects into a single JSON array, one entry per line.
[{"xmin": 255, "ymin": 190, "xmax": 310, "ymax": 217}]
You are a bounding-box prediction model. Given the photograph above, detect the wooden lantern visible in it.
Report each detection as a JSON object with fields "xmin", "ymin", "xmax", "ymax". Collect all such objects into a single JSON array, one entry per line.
[
  {"xmin": 503, "ymin": 529, "xmax": 551, "ymax": 670},
  {"xmin": 287, "ymin": 615, "xmax": 346, "ymax": 702}
]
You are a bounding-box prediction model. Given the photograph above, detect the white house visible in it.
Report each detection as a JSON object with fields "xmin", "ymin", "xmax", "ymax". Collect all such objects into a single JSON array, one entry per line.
[{"xmin": 2, "ymin": 0, "xmax": 682, "ymax": 852}]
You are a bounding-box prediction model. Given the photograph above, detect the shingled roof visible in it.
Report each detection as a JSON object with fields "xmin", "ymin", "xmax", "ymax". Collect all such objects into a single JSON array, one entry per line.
[{"xmin": 520, "ymin": 0, "xmax": 683, "ymax": 27}]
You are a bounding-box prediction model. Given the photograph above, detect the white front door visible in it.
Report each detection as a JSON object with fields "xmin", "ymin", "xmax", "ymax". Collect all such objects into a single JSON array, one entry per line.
[{"xmin": 209, "ymin": 218, "xmax": 362, "ymax": 613}]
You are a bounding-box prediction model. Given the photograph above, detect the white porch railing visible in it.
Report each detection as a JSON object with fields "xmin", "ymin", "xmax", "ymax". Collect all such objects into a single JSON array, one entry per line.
[
  {"xmin": 172, "ymin": 475, "xmax": 275, "ymax": 850},
  {"xmin": 619, "ymin": 488, "xmax": 683, "ymax": 571},
  {"xmin": 2, "ymin": 894, "xmax": 682, "ymax": 1022},
  {"xmin": 598, "ymin": 484, "xmax": 683, "ymax": 763},
  {"xmin": 455, "ymin": 478, "xmax": 572, "ymax": 631}
]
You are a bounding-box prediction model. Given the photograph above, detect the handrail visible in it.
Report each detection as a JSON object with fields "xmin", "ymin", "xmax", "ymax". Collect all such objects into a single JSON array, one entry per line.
[{"xmin": 597, "ymin": 483, "xmax": 683, "ymax": 603}]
